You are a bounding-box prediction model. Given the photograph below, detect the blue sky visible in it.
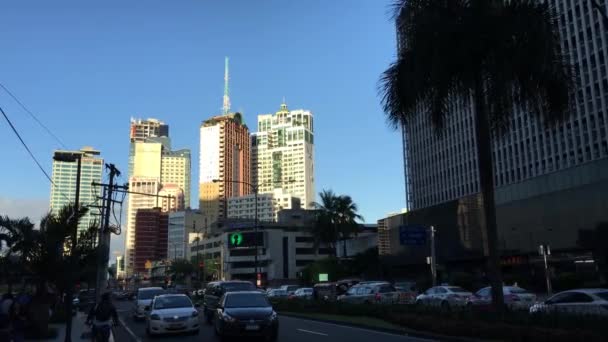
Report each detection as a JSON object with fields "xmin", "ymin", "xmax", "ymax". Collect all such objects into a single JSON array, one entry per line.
[{"xmin": 0, "ymin": 0, "xmax": 404, "ymax": 253}]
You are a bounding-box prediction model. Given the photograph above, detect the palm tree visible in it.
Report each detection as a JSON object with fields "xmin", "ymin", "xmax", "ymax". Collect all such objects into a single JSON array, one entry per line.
[
  {"xmin": 312, "ymin": 190, "xmax": 364, "ymax": 258},
  {"xmin": 380, "ymin": 0, "xmax": 574, "ymax": 310},
  {"xmin": 334, "ymin": 195, "xmax": 364, "ymax": 258}
]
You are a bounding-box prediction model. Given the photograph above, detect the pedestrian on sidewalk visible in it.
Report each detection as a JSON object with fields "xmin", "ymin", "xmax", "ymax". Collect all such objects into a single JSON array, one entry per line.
[
  {"xmin": 86, "ymin": 292, "xmax": 118, "ymax": 342},
  {"xmin": 9, "ymin": 301, "xmax": 27, "ymax": 342}
]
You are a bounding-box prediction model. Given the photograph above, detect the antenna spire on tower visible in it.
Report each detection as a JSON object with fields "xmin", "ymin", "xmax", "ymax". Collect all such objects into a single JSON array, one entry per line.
[{"xmin": 222, "ymin": 57, "xmax": 231, "ymax": 115}]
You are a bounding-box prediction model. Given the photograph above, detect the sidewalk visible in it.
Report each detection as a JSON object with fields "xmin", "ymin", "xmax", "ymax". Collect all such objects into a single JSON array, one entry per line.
[{"xmin": 34, "ymin": 312, "xmax": 114, "ymax": 341}]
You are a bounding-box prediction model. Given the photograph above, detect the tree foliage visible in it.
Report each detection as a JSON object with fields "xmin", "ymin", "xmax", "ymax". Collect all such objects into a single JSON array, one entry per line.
[{"xmin": 312, "ymin": 190, "xmax": 363, "ymax": 257}]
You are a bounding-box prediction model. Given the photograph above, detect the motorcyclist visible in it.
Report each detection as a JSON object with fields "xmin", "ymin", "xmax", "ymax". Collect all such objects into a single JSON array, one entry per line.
[{"xmin": 86, "ymin": 292, "xmax": 118, "ymax": 341}]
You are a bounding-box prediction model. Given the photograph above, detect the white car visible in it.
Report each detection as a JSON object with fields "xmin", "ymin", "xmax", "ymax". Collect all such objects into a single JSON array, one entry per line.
[
  {"xmin": 267, "ymin": 289, "xmax": 288, "ymax": 298},
  {"xmin": 529, "ymin": 288, "xmax": 608, "ymax": 316},
  {"xmin": 146, "ymin": 294, "xmax": 200, "ymax": 336},
  {"xmin": 292, "ymin": 288, "xmax": 313, "ymax": 299},
  {"xmin": 469, "ymin": 286, "xmax": 537, "ymax": 310},
  {"xmin": 416, "ymin": 286, "xmax": 473, "ymax": 309},
  {"xmin": 133, "ymin": 287, "xmax": 165, "ymax": 320}
]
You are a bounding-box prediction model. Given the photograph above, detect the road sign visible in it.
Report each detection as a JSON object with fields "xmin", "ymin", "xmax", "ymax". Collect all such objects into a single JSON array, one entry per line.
[
  {"xmin": 230, "ymin": 232, "xmax": 243, "ymax": 246},
  {"xmin": 144, "ymin": 260, "xmax": 152, "ymax": 270},
  {"xmin": 399, "ymin": 225, "xmax": 427, "ymax": 245},
  {"xmin": 318, "ymin": 273, "xmax": 328, "ymax": 282}
]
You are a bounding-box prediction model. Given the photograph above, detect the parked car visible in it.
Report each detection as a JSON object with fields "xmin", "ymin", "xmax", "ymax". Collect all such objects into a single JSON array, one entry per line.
[
  {"xmin": 133, "ymin": 287, "xmax": 166, "ymax": 320},
  {"xmin": 529, "ymin": 288, "xmax": 608, "ymax": 316},
  {"xmin": 313, "ymin": 282, "xmax": 338, "ymax": 301},
  {"xmin": 203, "ymin": 280, "xmax": 256, "ymax": 324},
  {"xmin": 145, "ymin": 294, "xmax": 200, "ymax": 336},
  {"xmin": 279, "ymin": 285, "xmax": 300, "ymax": 295},
  {"xmin": 469, "ymin": 286, "xmax": 537, "ymax": 310},
  {"xmin": 337, "ymin": 282, "xmax": 399, "ymax": 305},
  {"xmin": 214, "ymin": 291, "xmax": 278, "ymax": 341},
  {"xmin": 416, "ymin": 286, "xmax": 473, "ymax": 309},
  {"xmin": 394, "ymin": 281, "xmax": 417, "ymax": 304},
  {"xmin": 290, "ymin": 288, "xmax": 313, "ymax": 300},
  {"xmin": 267, "ymin": 289, "xmax": 288, "ymax": 299}
]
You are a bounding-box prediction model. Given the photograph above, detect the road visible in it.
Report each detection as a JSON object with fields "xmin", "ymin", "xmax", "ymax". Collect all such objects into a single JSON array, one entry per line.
[{"xmin": 113, "ymin": 300, "xmax": 434, "ymax": 342}]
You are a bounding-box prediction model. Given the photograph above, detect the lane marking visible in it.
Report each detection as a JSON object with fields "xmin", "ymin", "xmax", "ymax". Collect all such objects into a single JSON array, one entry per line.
[
  {"xmin": 297, "ymin": 328, "xmax": 328, "ymax": 336},
  {"xmin": 118, "ymin": 317, "xmax": 143, "ymax": 342},
  {"xmin": 282, "ymin": 316, "xmax": 437, "ymax": 341}
]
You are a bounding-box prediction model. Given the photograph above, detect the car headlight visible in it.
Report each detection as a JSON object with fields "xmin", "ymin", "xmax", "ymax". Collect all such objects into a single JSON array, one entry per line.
[
  {"xmin": 150, "ymin": 314, "xmax": 161, "ymax": 321},
  {"xmin": 269, "ymin": 311, "xmax": 278, "ymax": 321},
  {"xmin": 221, "ymin": 312, "xmax": 236, "ymax": 323},
  {"xmin": 192, "ymin": 310, "xmax": 199, "ymax": 317}
]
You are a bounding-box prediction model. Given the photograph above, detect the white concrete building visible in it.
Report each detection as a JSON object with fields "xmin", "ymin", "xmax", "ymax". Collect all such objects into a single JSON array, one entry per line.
[
  {"xmin": 252, "ymin": 103, "xmax": 315, "ymax": 208},
  {"xmin": 167, "ymin": 210, "xmax": 205, "ymax": 261},
  {"xmin": 402, "ymin": 0, "xmax": 608, "ymax": 210},
  {"xmin": 125, "ymin": 118, "xmax": 191, "ymax": 275},
  {"xmin": 227, "ymin": 189, "xmax": 301, "ymax": 223},
  {"xmin": 50, "ymin": 147, "xmax": 103, "ymax": 233}
]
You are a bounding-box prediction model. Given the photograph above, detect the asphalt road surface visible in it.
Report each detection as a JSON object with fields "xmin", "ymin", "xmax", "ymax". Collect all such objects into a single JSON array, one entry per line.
[{"xmin": 113, "ymin": 300, "xmax": 434, "ymax": 342}]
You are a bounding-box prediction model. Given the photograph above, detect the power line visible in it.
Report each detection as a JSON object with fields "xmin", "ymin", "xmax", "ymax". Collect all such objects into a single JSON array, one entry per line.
[
  {"xmin": 0, "ymin": 104, "xmax": 78, "ymax": 205},
  {"xmin": 0, "ymin": 82, "xmax": 67, "ymax": 149}
]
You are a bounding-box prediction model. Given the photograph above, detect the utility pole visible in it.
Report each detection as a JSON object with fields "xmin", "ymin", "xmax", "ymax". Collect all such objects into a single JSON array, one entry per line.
[
  {"xmin": 95, "ymin": 164, "xmax": 121, "ymax": 302},
  {"xmin": 430, "ymin": 226, "xmax": 437, "ymax": 287}
]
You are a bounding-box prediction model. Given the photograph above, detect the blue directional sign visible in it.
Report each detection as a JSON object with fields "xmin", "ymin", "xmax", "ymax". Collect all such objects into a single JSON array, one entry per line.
[{"xmin": 399, "ymin": 225, "xmax": 428, "ymax": 246}]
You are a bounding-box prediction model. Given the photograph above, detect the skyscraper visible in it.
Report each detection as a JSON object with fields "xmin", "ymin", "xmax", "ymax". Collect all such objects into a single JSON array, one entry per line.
[
  {"xmin": 50, "ymin": 147, "xmax": 103, "ymax": 233},
  {"xmin": 125, "ymin": 118, "xmax": 191, "ymax": 275},
  {"xmin": 199, "ymin": 58, "xmax": 251, "ymax": 223},
  {"xmin": 402, "ymin": 1, "xmax": 608, "ymax": 211},
  {"xmin": 252, "ymin": 102, "xmax": 315, "ymax": 208}
]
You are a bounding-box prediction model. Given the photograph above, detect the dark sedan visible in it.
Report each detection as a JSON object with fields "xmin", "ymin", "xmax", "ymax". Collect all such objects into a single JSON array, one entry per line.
[{"xmin": 214, "ymin": 291, "xmax": 278, "ymax": 341}]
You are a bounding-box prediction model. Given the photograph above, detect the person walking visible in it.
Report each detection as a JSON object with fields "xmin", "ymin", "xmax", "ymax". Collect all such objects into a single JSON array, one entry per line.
[
  {"xmin": 86, "ymin": 293, "xmax": 118, "ymax": 342},
  {"xmin": 9, "ymin": 301, "xmax": 27, "ymax": 342}
]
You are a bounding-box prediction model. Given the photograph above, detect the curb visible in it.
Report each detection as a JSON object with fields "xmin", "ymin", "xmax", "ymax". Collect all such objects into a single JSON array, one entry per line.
[{"xmin": 279, "ymin": 312, "xmax": 487, "ymax": 342}]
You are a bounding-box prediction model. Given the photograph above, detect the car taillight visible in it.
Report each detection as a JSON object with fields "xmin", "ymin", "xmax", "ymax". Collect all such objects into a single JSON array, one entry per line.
[{"xmin": 375, "ymin": 293, "xmax": 382, "ymax": 301}]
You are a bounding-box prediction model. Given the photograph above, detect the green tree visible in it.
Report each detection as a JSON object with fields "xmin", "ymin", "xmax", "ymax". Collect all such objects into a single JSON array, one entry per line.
[
  {"xmin": 312, "ymin": 190, "xmax": 363, "ymax": 258},
  {"xmin": 380, "ymin": 0, "xmax": 574, "ymax": 310},
  {"xmin": 170, "ymin": 258, "xmax": 194, "ymax": 282}
]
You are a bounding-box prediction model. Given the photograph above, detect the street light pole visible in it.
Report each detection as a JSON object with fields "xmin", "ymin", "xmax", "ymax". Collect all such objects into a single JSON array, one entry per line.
[{"xmin": 54, "ymin": 152, "xmax": 82, "ymax": 342}]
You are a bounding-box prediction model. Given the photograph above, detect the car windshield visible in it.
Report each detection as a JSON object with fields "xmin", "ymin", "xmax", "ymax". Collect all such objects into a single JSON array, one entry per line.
[
  {"xmin": 223, "ymin": 283, "xmax": 255, "ymax": 292},
  {"xmin": 447, "ymin": 287, "xmax": 468, "ymax": 293},
  {"xmin": 225, "ymin": 293, "xmax": 270, "ymax": 308},
  {"xmin": 595, "ymin": 291, "xmax": 608, "ymax": 301},
  {"xmin": 154, "ymin": 296, "xmax": 192, "ymax": 309},
  {"xmin": 139, "ymin": 289, "xmax": 165, "ymax": 300}
]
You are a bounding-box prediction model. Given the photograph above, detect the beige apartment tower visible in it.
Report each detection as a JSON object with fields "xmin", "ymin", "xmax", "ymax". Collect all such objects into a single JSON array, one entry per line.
[{"xmin": 199, "ymin": 113, "xmax": 251, "ymax": 224}]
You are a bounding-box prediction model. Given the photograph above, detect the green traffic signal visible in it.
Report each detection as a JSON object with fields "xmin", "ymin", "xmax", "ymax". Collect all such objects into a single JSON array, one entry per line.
[{"xmin": 230, "ymin": 232, "xmax": 243, "ymax": 246}]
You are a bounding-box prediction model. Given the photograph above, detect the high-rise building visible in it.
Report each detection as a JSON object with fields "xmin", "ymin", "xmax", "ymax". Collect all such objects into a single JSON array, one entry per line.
[
  {"xmin": 227, "ymin": 189, "xmax": 301, "ymax": 223},
  {"xmin": 252, "ymin": 103, "xmax": 315, "ymax": 208},
  {"xmin": 199, "ymin": 58, "xmax": 251, "ymax": 223},
  {"xmin": 133, "ymin": 208, "xmax": 168, "ymax": 275},
  {"xmin": 402, "ymin": 1, "xmax": 608, "ymax": 211},
  {"xmin": 162, "ymin": 149, "xmax": 191, "ymax": 207},
  {"xmin": 50, "ymin": 147, "xmax": 103, "ymax": 233},
  {"xmin": 125, "ymin": 118, "xmax": 190, "ymax": 275},
  {"xmin": 397, "ymin": 1, "xmax": 608, "ymax": 260},
  {"xmin": 167, "ymin": 209, "xmax": 204, "ymax": 261},
  {"xmin": 128, "ymin": 118, "xmax": 169, "ymax": 178}
]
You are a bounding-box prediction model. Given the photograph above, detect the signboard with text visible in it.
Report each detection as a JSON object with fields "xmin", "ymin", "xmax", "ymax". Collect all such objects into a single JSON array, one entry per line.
[
  {"xmin": 227, "ymin": 231, "xmax": 264, "ymax": 249},
  {"xmin": 399, "ymin": 225, "xmax": 427, "ymax": 246}
]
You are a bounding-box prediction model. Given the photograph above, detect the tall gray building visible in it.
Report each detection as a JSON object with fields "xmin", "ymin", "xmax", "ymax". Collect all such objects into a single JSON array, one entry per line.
[
  {"xmin": 50, "ymin": 147, "xmax": 103, "ymax": 233},
  {"xmin": 400, "ymin": 1, "xmax": 608, "ymax": 255},
  {"xmin": 404, "ymin": 0, "xmax": 608, "ymax": 210}
]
